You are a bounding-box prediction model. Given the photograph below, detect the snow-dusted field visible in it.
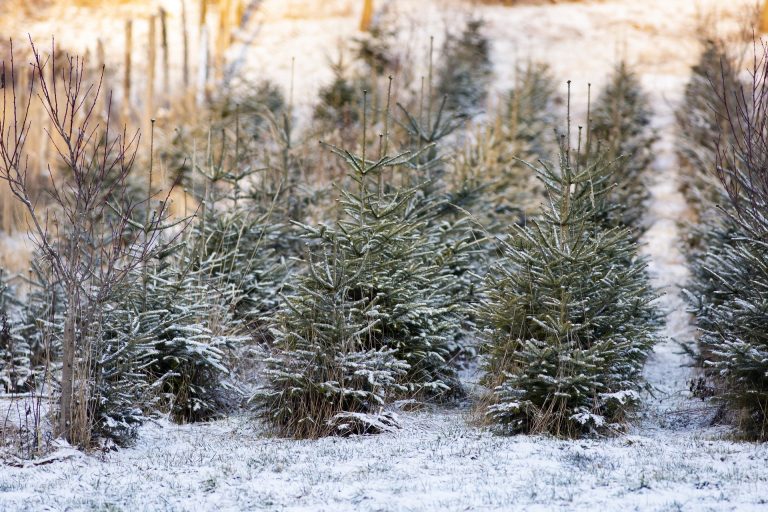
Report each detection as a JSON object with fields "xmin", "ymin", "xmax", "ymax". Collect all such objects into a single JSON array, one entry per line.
[
  {"xmin": 2, "ymin": 0, "xmax": 768, "ymax": 511},
  {"xmin": 1, "ymin": 409, "xmax": 767, "ymax": 511}
]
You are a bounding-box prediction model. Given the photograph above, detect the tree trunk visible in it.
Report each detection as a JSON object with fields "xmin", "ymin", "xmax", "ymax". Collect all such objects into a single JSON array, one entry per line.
[{"xmin": 59, "ymin": 298, "xmax": 76, "ymax": 440}]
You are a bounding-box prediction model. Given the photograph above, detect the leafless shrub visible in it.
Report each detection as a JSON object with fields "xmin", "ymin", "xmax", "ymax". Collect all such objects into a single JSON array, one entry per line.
[
  {"xmin": 0, "ymin": 38, "xmax": 185, "ymax": 448},
  {"xmin": 715, "ymin": 39, "xmax": 768, "ymax": 237}
]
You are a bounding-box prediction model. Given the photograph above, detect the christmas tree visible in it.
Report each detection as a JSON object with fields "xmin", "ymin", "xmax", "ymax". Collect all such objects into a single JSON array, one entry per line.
[
  {"xmin": 590, "ymin": 62, "xmax": 656, "ymax": 233},
  {"xmin": 685, "ymin": 43, "xmax": 768, "ymax": 439},
  {"xmin": 259, "ymin": 98, "xmax": 467, "ymax": 437},
  {"xmin": 480, "ymin": 126, "xmax": 661, "ymax": 437}
]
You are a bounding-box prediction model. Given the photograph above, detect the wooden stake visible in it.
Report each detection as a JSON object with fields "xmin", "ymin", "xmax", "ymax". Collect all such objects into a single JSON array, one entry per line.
[
  {"xmin": 160, "ymin": 8, "xmax": 170, "ymax": 103},
  {"xmin": 360, "ymin": 0, "xmax": 374, "ymax": 32},
  {"xmin": 197, "ymin": 25, "xmax": 209, "ymax": 106},
  {"xmin": 181, "ymin": 0, "xmax": 190, "ymax": 88},
  {"xmin": 124, "ymin": 20, "xmax": 133, "ymax": 112},
  {"xmin": 96, "ymin": 38, "xmax": 106, "ymax": 118},
  {"xmin": 146, "ymin": 15, "xmax": 157, "ymax": 125}
]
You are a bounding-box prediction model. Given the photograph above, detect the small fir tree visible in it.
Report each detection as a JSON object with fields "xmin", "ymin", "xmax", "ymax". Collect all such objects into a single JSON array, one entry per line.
[
  {"xmin": 590, "ymin": 62, "xmax": 656, "ymax": 233},
  {"xmin": 451, "ymin": 61, "xmax": 556, "ymax": 234},
  {"xmin": 141, "ymin": 252, "xmax": 240, "ymax": 423},
  {"xmin": 685, "ymin": 44, "xmax": 768, "ymax": 440},
  {"xmin": 259, "ymin": 96, "xmax": 468, "ymax": 437},
  {"xmin": 259, "ymin": 237, "xmax": 408, "ymax": 438},
  {"xmin": 309, "ymin": 137, "xmax": 465, "ymax": 396},
  {"xmin": 435, "ymin": 18, "xmax": 493, "ymax": 115},
  {"xmin": 675, "ymin": 37, "xmax": 740, "ymax": 223},
  {"xmin": 480, "ymin": 130, "xmax": 661, "ymax": 437},
  {"xmin": 0, "ymin": 269, "xmax": 33, "ymax": 393}
]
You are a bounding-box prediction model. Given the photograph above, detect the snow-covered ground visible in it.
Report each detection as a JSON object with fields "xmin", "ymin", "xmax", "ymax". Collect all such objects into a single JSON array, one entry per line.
[
  {"xmin": 2, "ymin": 0, "xmax": 768, "ymax": 510},
  {"xmin": 1, "ymin": 409, "xmax": 767, "ymax": 511}
]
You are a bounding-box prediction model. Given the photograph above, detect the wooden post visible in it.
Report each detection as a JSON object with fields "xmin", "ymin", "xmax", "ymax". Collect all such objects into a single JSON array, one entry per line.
[
  {"xmin": 761, "ymin": 0, "xmax": 768, "ymax": 33},
  {"xmin": 124, "ymin": 20, "xmax": 132, "ymax": 113},
  {"xmin": 199, "ymin": 0, "xmax": 207, "ymax": 33},
  {"xmin": 96, "ymin": 38, "xmax": 106, "ymax": 118},
  {"xmin": 215, "ymin": 0, "xmax": 237, "ymax": 82},
  {"xmin": 197, "ymin": 0, "xmax": 209, "ymax": 104},
  {"xmin": 360, "ymin": 0, "xmax": 374, "ymax": 32},
  {"xmin": 146, "ymin": 15, "xmax": 157, "ymax": 125},
  {"xmin": 160, "ymin": 8, "xmax": 170, "ymax": 103},
  {"xmin": 181, "ymin": 0, "xmax": 190, "ymax": 88},
  {"xmin": 197, "ymin": 25, "xmax": 209, "ymax": 106}
]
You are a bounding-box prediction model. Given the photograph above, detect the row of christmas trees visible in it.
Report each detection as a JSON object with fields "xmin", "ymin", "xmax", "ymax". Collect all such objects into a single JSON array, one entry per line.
[
  {"xmin": 6, "ymin": 16, "xmax": 766, "ymax": 450},
  {"xmin": 678, "ymin": 34, "xmax": 768, "ymax": 441}
]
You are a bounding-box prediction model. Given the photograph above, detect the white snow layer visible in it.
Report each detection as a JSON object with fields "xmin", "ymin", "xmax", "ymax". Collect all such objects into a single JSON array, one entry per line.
[{"xmin": 2, "ymin": 0, "xmax": 768, "ymax": 511}]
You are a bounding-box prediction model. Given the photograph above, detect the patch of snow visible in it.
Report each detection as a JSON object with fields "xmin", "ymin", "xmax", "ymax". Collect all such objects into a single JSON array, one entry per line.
[{"xmin": 1, "ymin": 410, "xmax": 767, "ymax": 511}]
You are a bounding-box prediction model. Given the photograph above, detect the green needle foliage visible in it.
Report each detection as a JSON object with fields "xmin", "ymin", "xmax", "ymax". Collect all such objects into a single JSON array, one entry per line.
[
  {"xmin": 258, "ymin": 96, "xmax": 468, "ymax": 438},
  {"xmin": 436, "ymin": 18, "xmax": 493, "ymax": 115},
  {"xmin": 0, "ymin": 269, "xmax": 32, "ymax": 394},
  {"xmin": 590, "ymin": 62, "xmax": 656, "ymax": 234},
  {"xmin": 685, "ymin": 43, "xmax": 768, "ymax": 440},
  {"xmin": 480, "ymin": 130, "xmax": 662, "ymax": 437},
  {"xmin": 451, "ymin": 61, "xmax": 556, "ymax": 234},
  {"xmin": 259, "ymin": 237, "xmax": 409, "ymax": 438},
  {"xmin": 676, "ymin": 37, "xmax": 740, "ymax": 225}
]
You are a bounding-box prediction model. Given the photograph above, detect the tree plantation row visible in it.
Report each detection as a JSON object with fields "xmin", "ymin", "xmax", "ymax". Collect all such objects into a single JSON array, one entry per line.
[{"xmin": 0, "ymin": 19, "xmax": 766, "ymax": 458}]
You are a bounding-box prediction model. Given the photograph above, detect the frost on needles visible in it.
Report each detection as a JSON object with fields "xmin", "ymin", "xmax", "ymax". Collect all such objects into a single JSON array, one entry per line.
[
  {"xmin": 257, "ymin": 100, "xmax": 468, "ymax": 438},
  {"xmin": 480, "ymin": 130, "xmax": 662, "ymax": 437}
]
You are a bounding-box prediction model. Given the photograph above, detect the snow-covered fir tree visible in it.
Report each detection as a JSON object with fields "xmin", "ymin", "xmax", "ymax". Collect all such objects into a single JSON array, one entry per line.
[
  {"xmin": 480, "ymin": 133, "xmax": 662, "ymax": 437},
  {"xmin": 687, "ymin": 228, "xmax": 768, "ymax": 439},
  {"xmin": 451, "ymin": 61, "xmax": 556, "ymax": 234},
  {"xmin": 259, "ymin": 100, "xmax": 471, "ymax": 437},
  {"xmin": 436, "ymin": 18, "xmax": 492, "ymax": 115},
  {"xmin": 88, "ymin": 285, "xmax": 153, "ymax": 444},
  {"xmin": 590, "ymin": 62, "xmax": 656, "ymax": 233},
  {"xmin": 259, "ymin": 236, "xmax": 408, "ymax": 438},
  {"xmin": 0, "ymin": 268, "xmax": 32, "ymax": 393},
  {"xmin": 191, "ymin": 204, "xmax": 288, "ymax": 340},
  {"xmin": 140, "ymin": 251, "xmax": 241, "ymax": 423},
  {"xmin": 397, "ymin": 92, "xmax": 482, "ymax": 362},
  {"xmin": 676, "ymin": 37, "xmax": 740, "ymax": 223},
  {"xmin": 684, "ymin": 43, "xmax": 768, "ymax": 440},
  {"xmin": 308, "ymin": 138, "xmax": 465, "ymax": 396}
]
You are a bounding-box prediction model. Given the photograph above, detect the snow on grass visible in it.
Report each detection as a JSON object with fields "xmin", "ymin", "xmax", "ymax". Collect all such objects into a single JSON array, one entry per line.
[{"xmin": 1, "ymin": 410, "xmax": 767, "ymax": 511}]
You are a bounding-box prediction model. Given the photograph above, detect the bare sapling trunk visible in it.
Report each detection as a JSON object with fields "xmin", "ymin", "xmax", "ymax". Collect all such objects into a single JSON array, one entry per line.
[{"xmin": 0, "ymin": 38, "xmax": 187, "ymax": 447}]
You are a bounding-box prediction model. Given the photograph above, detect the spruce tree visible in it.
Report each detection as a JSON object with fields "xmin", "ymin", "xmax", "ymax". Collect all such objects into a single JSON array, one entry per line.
[
  {"xmin": 451, "ymin": 62, "xmax": 556, "ymax": 237},
  {"xmin": 436, "ymin": 18, "xmax": 492, "ymax": 115},
  {"xmin": 88, "ymin": 288, "xmax": 152, "ymax": 444},
  {"xmin": 688, "ymin": 230, "xmax": 768, "ymax": 439},
  {"xmin": 590, "ymin": 62, "xmax": 656, "ymax": 233},
  {"xmin": 19, "ymin": 258, "xmax": 65, "ymax": 373},
  {"xmin": 397, "ymin": 91, "xmax": 482, "ymax": 363},
  {"xmin": 310, "ymin": 137, "xmax": 464, "ymax": 396},
  {"xmin": 0, "ymin": 269, "xmax": 32, "ymax": 393},
  {"xmin": 191, "ymin": 208, "xmax": 286, "ymax": 337},
  {"xmin": 141, "ymin": 251, "xmax": 240, "ymax": 423},
  {"xmin": 259, "ymin": 237, "xmax": 408, "ymax": 438},
  {"xmin": 314, "ymin": 55, "xmax": 370, "ymax": 128},
  {"xmin": 675, "ymin": 37, "xmax": 740, "ymax": 222},
  {"xmin": 259, "ymin": 97, "xmax": 468, "ymax": 437},
  {"xmin": 684, "ymin": 44, "xmax": 768, "ymax": 440},
  {"xmin": 480, "ymin": 132, "xmax": 661, "ymax": 437}
]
